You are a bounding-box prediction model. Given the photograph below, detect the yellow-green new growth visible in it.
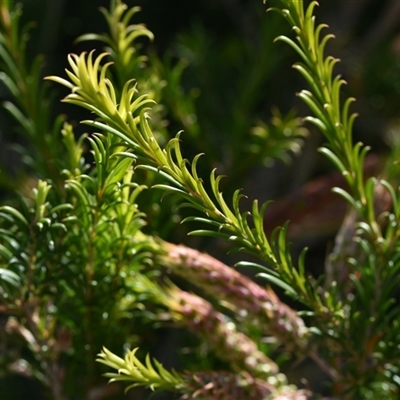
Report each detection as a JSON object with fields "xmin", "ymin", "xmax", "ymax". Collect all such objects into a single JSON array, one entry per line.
[{"xmin": 97, "ymin": 347, "xmax": 184, "ymax": 393}]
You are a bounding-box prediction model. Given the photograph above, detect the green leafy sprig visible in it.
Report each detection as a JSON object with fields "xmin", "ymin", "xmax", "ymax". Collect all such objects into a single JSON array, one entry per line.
[
  {"xmin": 267, "ymin": 0, "xmax": 400, "ymax": 395},
  {"xmin": 97, "ymin": 346, "xmax": 184, "ymax": 393},
  {"xmin": 77, "ymin": 0, "xmax": 154, "ymax": 90},
  {"xmin": 0, "ymin": 0, "xmax": 65, "ymax": 187},
  {"xmin": 267, "ymin": 0, "xmax": 400, "ymax": 249},
  {"xmin": 46, "ymin": 51, "xmax": 329, "ymax": 313}
]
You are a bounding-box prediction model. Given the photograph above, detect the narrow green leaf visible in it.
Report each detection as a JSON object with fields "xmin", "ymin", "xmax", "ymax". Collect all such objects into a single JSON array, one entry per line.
[
  {"xmin": 0, "ymin": 206, "xmax": 28, "ymax": 226},
  {"xmin": 257, "ymin": 272, "xmax": 297, "ymax": 297},
  {"xmin": 0, "ymin": 268, "xmax": 20, "ymax": 287}
]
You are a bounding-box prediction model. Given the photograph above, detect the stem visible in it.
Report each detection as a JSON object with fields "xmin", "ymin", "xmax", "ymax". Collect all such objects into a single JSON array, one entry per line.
[{"xmin": 158, "ymin": 240, "xmax": 309, "ymax": 352}]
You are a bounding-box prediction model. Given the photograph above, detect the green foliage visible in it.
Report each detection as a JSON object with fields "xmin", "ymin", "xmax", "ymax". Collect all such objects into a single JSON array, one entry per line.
[
  {"xmin": 0, "ymin": 0, "xmax": 65, "ymax": 188},
  {"xmin": 47, "ymin": 48, "xmax": 322, "ymax": 316},
  {"xmin": 97, "ymin": 347, "xmax": 184, "ymax": 393},
  {"xmin": 1, "ymin": 0, "xmax": 400, "ymax": 399}
]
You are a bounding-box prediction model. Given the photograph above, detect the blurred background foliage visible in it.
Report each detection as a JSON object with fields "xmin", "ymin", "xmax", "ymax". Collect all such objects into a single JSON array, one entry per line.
[{"xmin": 1, "ymin": 0, "xmax": 400, "ymax": 399}]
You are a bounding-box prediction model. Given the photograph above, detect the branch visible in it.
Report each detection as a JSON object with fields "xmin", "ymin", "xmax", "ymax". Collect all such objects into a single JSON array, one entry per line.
[
  {"xmin": 128, "ymin": 273, "xmax": 280, "ymax": 379},
  {"xmin": 157, "ymin": 241, "xmax": 309, "ymax": 352}
]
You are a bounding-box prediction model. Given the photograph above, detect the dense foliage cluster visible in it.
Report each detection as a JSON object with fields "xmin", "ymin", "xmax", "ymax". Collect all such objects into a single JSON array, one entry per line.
[{"xmin": 1, "ymin": 0, "xmax": 400, "ymax": 399}]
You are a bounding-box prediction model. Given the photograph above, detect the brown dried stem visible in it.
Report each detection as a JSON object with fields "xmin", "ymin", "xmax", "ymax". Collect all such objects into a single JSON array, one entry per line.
[
  {"xmin": 167, "ymin": 287, "xmax": 279, "ymax": 379},
  {"xmin": 157, "ymin": 241, "xmax": 309, "ymax": 352},
  {"xmin": 181, "ymin": 370, "xmax": 311, "ymax": 400}
]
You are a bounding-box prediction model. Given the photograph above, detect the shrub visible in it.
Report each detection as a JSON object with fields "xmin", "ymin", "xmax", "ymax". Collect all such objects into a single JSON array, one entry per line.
[{"xmin": 1, "ymin": 0, "xmax": 400, "ymax": 399}]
